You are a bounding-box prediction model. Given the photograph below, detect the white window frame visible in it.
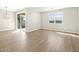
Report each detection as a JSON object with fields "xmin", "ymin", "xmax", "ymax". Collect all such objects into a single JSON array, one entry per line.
[{"xmin": 48, "ymin": 12, "xmax": 63, "ymax": 24}]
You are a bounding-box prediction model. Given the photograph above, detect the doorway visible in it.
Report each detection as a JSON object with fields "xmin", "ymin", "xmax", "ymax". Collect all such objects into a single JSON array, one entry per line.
[{"xmin": 17, "ymin": 13, "xmax": 26, "ymax": 30}]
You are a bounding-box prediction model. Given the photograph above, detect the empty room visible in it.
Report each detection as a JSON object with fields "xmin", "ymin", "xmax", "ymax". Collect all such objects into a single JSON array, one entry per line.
[{"xmin": 0, "ymin": 7, "xmax": 79, "ymax": 52}]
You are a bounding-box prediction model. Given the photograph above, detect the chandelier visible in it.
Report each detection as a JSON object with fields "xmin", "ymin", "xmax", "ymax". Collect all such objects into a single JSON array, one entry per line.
[{"xmin": 3, "ymin": 7, "xmax": 8, "ymax": 19}]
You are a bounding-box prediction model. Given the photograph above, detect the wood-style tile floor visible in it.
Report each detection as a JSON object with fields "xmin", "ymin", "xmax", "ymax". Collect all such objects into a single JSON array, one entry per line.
[{"xmin": 0, "ymin": 29, "xmax": 79, "ymax": 52}]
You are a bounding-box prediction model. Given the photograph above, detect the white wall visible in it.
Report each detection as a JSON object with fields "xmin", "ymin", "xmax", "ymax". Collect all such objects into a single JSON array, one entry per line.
[
  {"xmin": 15, "ymin": 7, "xmax": 79, "ymax": 34},
  {"xmin": 27, "ymin": 9, "xmax": 41, "ymax": 32},
  {"xmin": 0, "ymin": 10, "xmax": 15, "ymax": 31},
  {"xmin": 16, "ymin": 8, "xmax": 41, "ymax": 32},
  {"xmin": 78, "ymin": 8, "xmax": 79, "ymax": 34},
  {"xmin": 41, "ymin": 8, "xmax": 78, "ymax": 33}
]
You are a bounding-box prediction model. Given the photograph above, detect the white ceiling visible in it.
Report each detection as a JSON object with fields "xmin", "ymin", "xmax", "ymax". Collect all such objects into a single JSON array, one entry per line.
[
  {"xmin": 27, "ymin": 7, "xmax": 65, "ymax": 12},
  {"xmin": 0, "ymin": 7, "xmax": 25, "ymax": 12},
  {"xmin": 0, "ymin": 0, "xmax": 66, "ymax": 12},
  {"xmin": 0, "ymin": 7, "xmax": 64, "ymax": 12}
]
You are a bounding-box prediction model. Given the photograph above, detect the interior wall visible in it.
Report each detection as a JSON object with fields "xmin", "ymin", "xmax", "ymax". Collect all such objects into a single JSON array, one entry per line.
[
  {"xmin": 16, "ymin": 8, "xmax": 41, "ymax": 32},
  {"xmin": 11, "ymin": 7, "xmax": 79, "ymax": 33},
  {"xmin": 41, "ymin": 7, "xmax": 78, "ymax": 33},
  {"xmin": 0, "ymin": 10, "xmax": 15, "ymax": 31},
  {"xmin": 27, "ymin": 9, "xmax": 41, "ymax": 32},
  {"xmin": 78, "ymin": 8, "xmax": 79, "ymax": 34}
]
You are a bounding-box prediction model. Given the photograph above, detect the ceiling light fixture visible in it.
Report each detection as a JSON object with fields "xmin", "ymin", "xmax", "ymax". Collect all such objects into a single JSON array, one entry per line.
[{"xmin": 4, "ymin": 7, "xmax": 8, "ymax": 19}]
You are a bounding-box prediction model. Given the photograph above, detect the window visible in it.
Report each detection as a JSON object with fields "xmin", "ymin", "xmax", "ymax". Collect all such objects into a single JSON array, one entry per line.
[
  {"xmin": 48, "ymin": 12, "xmax": 54, "ymax": 23},
  {"xmin": 48, "ymin": 12, "xmax": 63, "ymax": 24}
]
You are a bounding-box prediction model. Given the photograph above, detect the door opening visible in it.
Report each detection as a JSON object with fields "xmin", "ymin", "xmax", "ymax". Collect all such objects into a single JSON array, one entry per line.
[{"xmin": 17, "ymin": 13, "xmax": 26, "ymax": 30}]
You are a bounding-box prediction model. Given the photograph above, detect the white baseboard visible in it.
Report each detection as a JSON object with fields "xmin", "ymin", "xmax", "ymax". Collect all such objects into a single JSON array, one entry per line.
[
  {"xmin": 0, "ymin": 28, "xmax": 15, "ymax": 32},
  {"xmin": 41, "ymin": 27, "xmax": 79, "ymax": 35}
]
